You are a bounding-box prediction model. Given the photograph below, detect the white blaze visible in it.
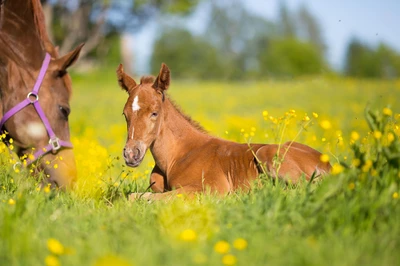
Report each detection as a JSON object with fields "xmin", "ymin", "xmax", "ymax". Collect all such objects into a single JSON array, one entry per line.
[
  {"xmin": 132, "ymin": 96, "xmax": 140, "ymax": 112},
  {"xmin": 27, "ymin": 122, "xmax": 47, "ymax": 139}
]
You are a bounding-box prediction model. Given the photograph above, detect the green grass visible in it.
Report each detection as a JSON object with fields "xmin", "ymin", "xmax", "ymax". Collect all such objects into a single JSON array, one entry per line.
[{"xmin": 1, "ymin": 70, "xmax": 399, "ymax": 266}]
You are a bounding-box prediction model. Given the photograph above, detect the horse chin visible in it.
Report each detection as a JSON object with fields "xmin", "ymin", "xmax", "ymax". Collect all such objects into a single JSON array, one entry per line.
[
  {"xmin": 40, "ymin": 149, "xmax": 77, "ymax": 189},
  {"xmin": 125, "ymin": 159, "xmax": 143, "ymax": 168}
]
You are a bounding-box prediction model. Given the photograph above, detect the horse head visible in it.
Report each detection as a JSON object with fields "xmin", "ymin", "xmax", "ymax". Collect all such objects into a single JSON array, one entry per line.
[
  {"xmin": 0, "ymin": 0, "xmax": 83, "ymax": 188},
  {"xmin": 116, "ymin": 63, "xmax": 170, "ymax": 167}
]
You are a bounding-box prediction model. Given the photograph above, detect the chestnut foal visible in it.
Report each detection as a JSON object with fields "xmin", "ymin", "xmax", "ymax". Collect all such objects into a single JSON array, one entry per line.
[{"xmin": 117, "ymin": 63, "xmax": 331, "ymax": 200}]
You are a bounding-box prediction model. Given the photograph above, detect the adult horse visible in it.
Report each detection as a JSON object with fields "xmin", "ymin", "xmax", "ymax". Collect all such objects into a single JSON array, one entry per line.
[
  {"xmin": 117, "ymin": 63, "xmax": 331, "ymax": 200},
  {"xmin": 0, "ymin": 0, "xmax": 83, "ymax": 188}
]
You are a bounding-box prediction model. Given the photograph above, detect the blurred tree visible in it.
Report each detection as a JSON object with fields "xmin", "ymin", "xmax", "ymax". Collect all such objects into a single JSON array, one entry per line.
[
  {"xmin": 259, "ymin": 38, "xmax": 328, "ymax": 77},
  {"xmin": 297, "ymin": 4, "xmax": 326, "ymax": 56},
  {"xmin": 344, "ymin": 38, "xmax": 400, "ymax": 78},
  {"xmin": 40, "ymin": 0, "xmax": 200, "ymax": 69},
  {"xmin": 277, "ymin": 1, "xmax": 296, "ymax": 38},
  {"xmin": 151, "ymin": 28, "xmax": 223, "ymax": 79}
]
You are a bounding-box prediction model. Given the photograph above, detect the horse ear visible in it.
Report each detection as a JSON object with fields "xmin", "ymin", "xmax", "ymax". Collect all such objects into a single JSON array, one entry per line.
[
  {"xmin": 153, "ymin": 63, "xmax": 170, "ymax": 92},
  {"xmin": 116, "ymin": 64, "xmax": 137, "ymax": 93},
  {"xmin": 53, "ymin": 43, "xmax": 84, "ymax": 76}
]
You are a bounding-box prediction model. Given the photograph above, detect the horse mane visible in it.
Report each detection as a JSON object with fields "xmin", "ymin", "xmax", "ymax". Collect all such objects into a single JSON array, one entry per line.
[
  {"xmin": 168, "ymin": 98, "xmax": 208, "ymax": 133},
  {"xmin": 140, "ymin": 74, "xmax": 207, "ymax": 133}
]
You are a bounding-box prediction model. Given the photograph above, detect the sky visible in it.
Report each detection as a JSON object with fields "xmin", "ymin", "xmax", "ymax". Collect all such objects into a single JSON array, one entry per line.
[{"xmin": 132, "ymin": 0, "xmax": 400, "ymax": 74}]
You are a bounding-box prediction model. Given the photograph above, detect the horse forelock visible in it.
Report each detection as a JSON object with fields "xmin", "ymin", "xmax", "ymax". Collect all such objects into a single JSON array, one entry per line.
[{"xmin": 140, "ymin": 75, "xmax": 155, "ymax": 85}]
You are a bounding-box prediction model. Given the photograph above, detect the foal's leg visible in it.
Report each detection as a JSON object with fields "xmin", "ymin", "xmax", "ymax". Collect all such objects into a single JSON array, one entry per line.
[{"xmin": 149, "ymin": 165, "xmax": 168, "ymax": 193}]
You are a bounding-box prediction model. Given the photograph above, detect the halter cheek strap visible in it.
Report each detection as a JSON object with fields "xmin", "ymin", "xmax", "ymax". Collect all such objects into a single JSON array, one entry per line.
[{"xmin": 0, "ymin": 53, "xmax": 73, "ymax": 165}]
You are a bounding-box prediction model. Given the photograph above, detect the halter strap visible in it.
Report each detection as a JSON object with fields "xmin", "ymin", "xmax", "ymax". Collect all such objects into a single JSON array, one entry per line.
[{"xmin": 0, "ymin": 53, "xmax": 73, "ymax": 165}]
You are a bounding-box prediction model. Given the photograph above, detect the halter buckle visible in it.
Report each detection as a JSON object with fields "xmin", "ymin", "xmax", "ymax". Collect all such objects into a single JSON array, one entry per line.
[
  {"xmin": 27, "ymin": 92, "xmax": 39, "ymax": 103},
  {"xmin": 49, "ymin": 137, "xmax": 61, "ymax": 151}
]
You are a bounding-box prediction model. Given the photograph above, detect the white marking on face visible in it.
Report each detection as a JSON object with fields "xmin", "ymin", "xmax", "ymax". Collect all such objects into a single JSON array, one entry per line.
[
  {"xmin": 132, "ymin": 95, "xmax": 140, "ymax": 112},
  {"xmin": 26, "ymin": 122, "xmax": 46, "ymax": 139},
  {"xmin": 130, "ymin": 126, "xmax": 135, "ymax": 140}
]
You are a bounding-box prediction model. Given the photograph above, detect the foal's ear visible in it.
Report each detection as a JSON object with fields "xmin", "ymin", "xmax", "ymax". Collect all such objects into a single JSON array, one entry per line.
[
  {"xmin": 53, "ymin": 43, "xmax": 84, "ymax": 76},
  {"xmin": 116, "ymin": 64, "xmax": 137, "ymax": 93},
  {"xmin": 152, "ymin": 63, "xmax": 170, "ymax": 92}
]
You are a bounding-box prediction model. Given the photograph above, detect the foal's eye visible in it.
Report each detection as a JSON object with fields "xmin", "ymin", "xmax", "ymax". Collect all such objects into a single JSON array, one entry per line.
[
  {"xmin": 151, "ymin": 112, "xmax": 158, "ymax": 118},
  {"xmin": 59, "ymin": 106, "xmax": 70, "ymax": 120}
]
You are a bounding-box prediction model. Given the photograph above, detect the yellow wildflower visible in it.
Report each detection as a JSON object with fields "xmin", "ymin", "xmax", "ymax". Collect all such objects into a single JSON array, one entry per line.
[
  {"xmin": 262, "ymin": 110, "xmax": 268, "ymax": 117},
  {"xmin": 331, "ymin": 163, "xmax": 344, "ymax": 175},
  {"xmin": 320, "ymin": 120, "xmax": 332, "ymax": 130},
  {"xmin": 214, "ymin": 240, "xmax": 230, "ymax": 254},
  {"xmin": 8, "ymin": 199, "xmax": 16, "ymax": 205},
  {"xmin": 303, "ymin": 115, "xmax": 310, "ymax": 121},
  {"xmin": 45, "ymin": 255, "xmax": 60, "ymax": 266},
  {"xmin": 47, "ymin": 238, "xmax": 64, "ymax": 255},
  {"xmin": 392, "ymin": 192, "xmax": 399, "ymax": 199},
  {"xmin": 233, "ymin": 238, "xmax": 248, "ymax": 250},
  {"xmin": 350, "ymin": 131, "xmax": 360, "ymax": 142},
  {"xmin": 320, "ymin": 154, "xmax": 330, "ymax": 163},
  {"xmin": 312, "ymin": 112, "xmax": 318, "ymax": 118},
  {"xmin": 348, "ymin": 183, "xmax": 355, "ymax": 190},
  {"xmin": 222, "ymin": 254, "xmax": 237, "ymax": 266},
  {"xmin": 352, "ymin": 159, "xmax": 361, "ymax": 167},
  {"xmin": 387, "ymin": 132, "xmax": 395, "ymax": 144},
  {"xmin": 373, "ymin": 131, "xmax": 382, "ymax": 139},
  {"xmin": 383, "ymin": 107, "xmax": 392, "ymax": 116},
  {"xmin": 179, "ymin": 229, "xmax": 197, "ymax": 242},
  {"xmin": 53, "ymin": 164, "xmax": 58, "ymax": 169}
]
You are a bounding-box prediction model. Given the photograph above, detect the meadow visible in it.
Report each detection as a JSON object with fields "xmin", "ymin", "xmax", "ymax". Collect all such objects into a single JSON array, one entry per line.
[{"xmin": 1, "ymin": 68, "xmax": 399, "ymax": 266}]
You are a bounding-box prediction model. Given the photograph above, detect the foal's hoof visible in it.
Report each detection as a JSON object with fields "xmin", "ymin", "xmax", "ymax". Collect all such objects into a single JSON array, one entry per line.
[{"xmin": 128, "ymin": 192, "xmax": 152, "ymax": 201}]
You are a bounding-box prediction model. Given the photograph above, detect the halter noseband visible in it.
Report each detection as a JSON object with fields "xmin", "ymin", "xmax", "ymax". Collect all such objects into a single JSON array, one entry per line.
[{"xmin": 0, "ymin": 53, "xmax": 73, "ymax": 165}]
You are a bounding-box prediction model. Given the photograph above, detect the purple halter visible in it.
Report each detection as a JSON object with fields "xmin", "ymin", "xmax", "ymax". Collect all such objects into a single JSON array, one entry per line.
[{"xmin": 0, "ymin": 53, "xmax": 73, "ymax": 165}]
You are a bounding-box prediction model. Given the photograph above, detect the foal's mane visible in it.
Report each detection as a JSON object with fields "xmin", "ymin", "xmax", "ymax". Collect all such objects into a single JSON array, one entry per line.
[{"xmin": 140, "ymin": 75, "xmax": 207, "ymax": 133}]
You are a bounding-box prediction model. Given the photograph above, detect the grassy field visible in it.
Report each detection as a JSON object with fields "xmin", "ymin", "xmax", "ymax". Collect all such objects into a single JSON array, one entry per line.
[{"xmin": 1, "ymin": 69, "xmax": 399, "ymax": 266}]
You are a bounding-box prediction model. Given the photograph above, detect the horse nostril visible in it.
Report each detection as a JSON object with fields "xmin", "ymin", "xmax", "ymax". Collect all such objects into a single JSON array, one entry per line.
[{"xmin": 134, "ymin": 148, "xmax": 141, "ymax": 159}]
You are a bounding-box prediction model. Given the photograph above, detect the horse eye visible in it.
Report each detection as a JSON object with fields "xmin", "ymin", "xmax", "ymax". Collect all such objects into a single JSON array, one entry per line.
[
  {"xmin": 59, "ymin": 106, "xmax": 70, "ymax": 120},
  {"xmin": 151, "ymin": 112, "xmax": 158, "ymax": 118}
]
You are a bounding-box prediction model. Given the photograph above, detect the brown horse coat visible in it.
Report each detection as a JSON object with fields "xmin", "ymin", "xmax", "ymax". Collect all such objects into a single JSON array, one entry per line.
[{"xmin": 117, "ymin": 64, "xmax": 331, "ymax": 200}]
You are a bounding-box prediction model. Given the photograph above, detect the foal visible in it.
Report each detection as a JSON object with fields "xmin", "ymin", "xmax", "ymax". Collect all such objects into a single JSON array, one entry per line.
[{"xmin": 117, "ymin": 64, "xmax": 331, "ymax": 200}]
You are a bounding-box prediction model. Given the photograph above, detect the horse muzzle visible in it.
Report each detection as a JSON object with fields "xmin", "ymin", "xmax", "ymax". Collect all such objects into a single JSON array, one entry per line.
[{"xmin": 123, "ymin": 143, "xmax": 146, "ymax": 167}]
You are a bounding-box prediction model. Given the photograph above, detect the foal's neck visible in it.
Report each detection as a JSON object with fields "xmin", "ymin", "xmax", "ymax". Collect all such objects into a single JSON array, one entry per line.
[{"xmin": 150, "ymin": 98, "xmax": 210, "ymax": 173}]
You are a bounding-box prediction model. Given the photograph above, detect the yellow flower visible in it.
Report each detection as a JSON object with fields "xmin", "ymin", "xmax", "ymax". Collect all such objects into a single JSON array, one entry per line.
[
  {"xmin": 348, "ymin": 182, "xmax": 355, "ymax": 190},
  {"xmin": 331, "ymin": 163, "xmax": 344, "ymax": 175},
  {"xmin": 373, "ymin": 131, "xmax": 382, "ymax": 139},
  {"xmin": 362, "ymin": 160, "xmax": 373, "ymax": 172},
  {"xmin": 233, "ymin": 238, "xmax": 248, "ymax": 250},
  {"xmin": 44, "ymin": 184, "xmax": 51, "ymax": 194},
  {"xmin": 262, "ymin": 110, "xmax": 268, "ymax": 117},
  {"xmin": 393, "ymin": 192, "xmax": 399, "ymax": 199},
  {"xmin": 8, "ymin": 199, "xmax": 16, "ymax": 205},
  {"xmin": 320, "ymin": 120, "xmax": 332, "ymax": 130},
  {"xmin": 214, "ymin": 240, "xmax": 230, "ymax": 254},
  {"xmin": 222, "ymin": 254, "xmax": 237, "ymax": 266},
  {"xmin": 9, "ymin": 144, "xmax": 14, "ymax": 150},
  {"xmin": 383, "ymin": 107, "xmax": 392, "ymax": 116},
  {"xmin": 93, "ymin": 255, "xmax": 132, "ymax": 266},
  {"xmin": 47, "ymin": 238, "xmax": 64, "ymax": 255},
  {"xmin": 352, "ymin": 159, "xmax": 361, "ymax": 167},
  {"xmin": 45, "ymin": 255, "xmax": 60, "ymax": 266},
  {"xmin": 350, "ymin": 131, "xmax": 360, "ymax": 142},
  {"xmin": 320, "ymin": 154, "xmax": 330, "ymax": 163},
  {"xmin": 387, "ymin": 132, "xmax": 395, "ymax": 144},
  {"xmin": 303, "ymin": 115, "xmax": 310, "ymax": 121},
  {"xmin": 9, "ymin": 138, "xmax": 13, "ymax": 144},
  {"xmin": 53, "ymin": 164, "xmax": 58, "ymax": 169},
  {"xmin": 179, "ymin": 229, "xmax": 197, "ymax": 242},
  {"xmin": 312, "ymin": 112, "xmax": 318, "ymax": 118}
]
